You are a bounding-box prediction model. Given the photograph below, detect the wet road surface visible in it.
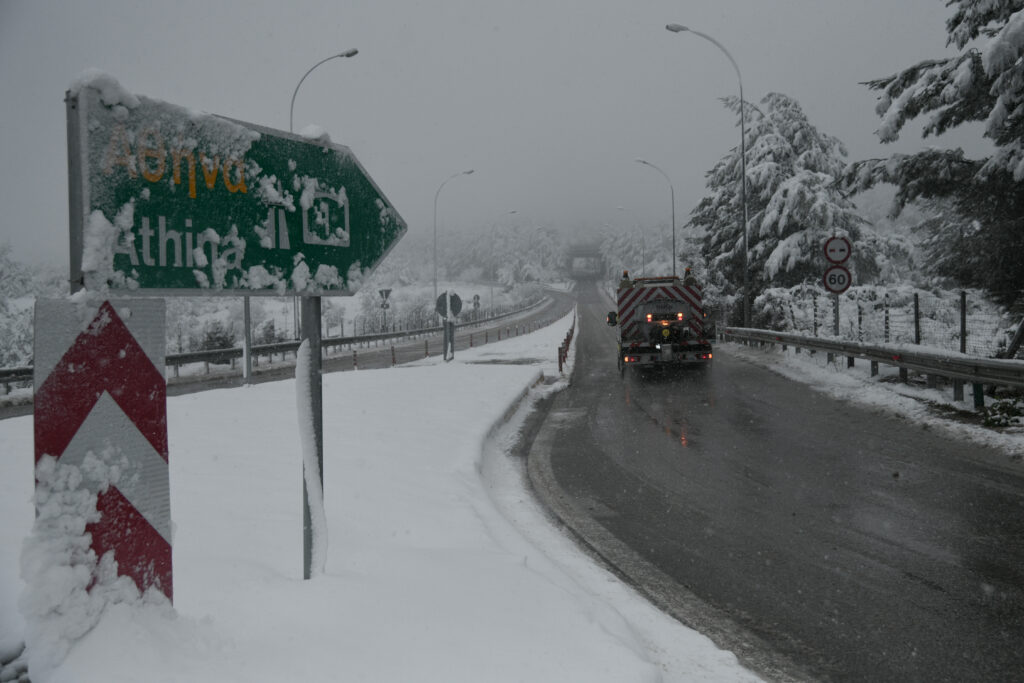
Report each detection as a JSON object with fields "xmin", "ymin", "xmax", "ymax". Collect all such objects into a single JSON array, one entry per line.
[{"xmin": 539, "ymin": 281, "xmax": 1024, "ymax": 681}]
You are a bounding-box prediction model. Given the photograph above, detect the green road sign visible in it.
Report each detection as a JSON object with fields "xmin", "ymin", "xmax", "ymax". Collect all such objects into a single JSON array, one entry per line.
[{"xmin": 66, "ymin": 77, "xmax": 406, "ymax": 296}]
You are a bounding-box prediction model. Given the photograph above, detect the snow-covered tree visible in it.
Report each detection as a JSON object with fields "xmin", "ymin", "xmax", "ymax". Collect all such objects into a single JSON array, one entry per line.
[
  {"xmin": 693, "ymin": 93, "xmax": 890, "ymax": 323},
  {"xmin": 449, "ymin": 222, "xmax": 568, "ymax": 285},
  {"xmin": 843, "ymin": 0, "xmax": 1024, "ymax": 304},
  {"xmin": 0, "ymin": 242, "xmax": 64, "ymax": 367}
]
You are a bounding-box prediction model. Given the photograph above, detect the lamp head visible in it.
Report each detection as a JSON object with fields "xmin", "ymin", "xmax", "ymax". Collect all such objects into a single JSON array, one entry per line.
[{"xmin": 666, "ymin": 24, "xmax": 688, "ymax": 33}]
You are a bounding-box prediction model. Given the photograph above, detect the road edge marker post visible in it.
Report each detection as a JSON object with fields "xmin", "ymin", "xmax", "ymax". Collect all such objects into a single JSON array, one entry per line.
[{"xmin": 32, "ymin": 297, "xmax": 172, "ymax": 601}]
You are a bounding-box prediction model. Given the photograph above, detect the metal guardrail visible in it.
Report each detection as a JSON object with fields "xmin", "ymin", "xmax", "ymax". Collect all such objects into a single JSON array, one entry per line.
[
  {"xmin": 722, "ymin": 327, "xmax": 1024, "ymax": 409},
  {"xmin": 0, "ymin": 297, "xmax": 549, "ymax": 393},
  {"xmin": 0, "ymin": 366, "xmax": 32, "ymax": 392}
]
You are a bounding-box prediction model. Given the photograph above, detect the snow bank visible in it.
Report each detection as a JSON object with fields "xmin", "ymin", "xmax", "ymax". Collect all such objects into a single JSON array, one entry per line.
[{"xmin": 0, "ymin": 309, "xmax": 758, "ymax": 682}]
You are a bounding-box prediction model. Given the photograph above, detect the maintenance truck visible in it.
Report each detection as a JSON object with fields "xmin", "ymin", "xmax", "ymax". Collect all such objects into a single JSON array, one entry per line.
[{"xmin": 606, "ymin": 271, "xmax": 713, "ymax": 374}]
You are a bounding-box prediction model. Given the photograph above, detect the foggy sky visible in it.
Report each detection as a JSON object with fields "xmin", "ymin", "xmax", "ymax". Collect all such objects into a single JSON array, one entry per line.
[{"xmin": 0, "ymin": 0, "xmax": 976, "ymax": 268}]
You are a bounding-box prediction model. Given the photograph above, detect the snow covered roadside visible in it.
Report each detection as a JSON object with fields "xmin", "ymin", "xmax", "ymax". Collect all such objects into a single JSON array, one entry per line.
[{"xmin": 0, "ymin": 308, "xmax": 758, "ymax": 682}]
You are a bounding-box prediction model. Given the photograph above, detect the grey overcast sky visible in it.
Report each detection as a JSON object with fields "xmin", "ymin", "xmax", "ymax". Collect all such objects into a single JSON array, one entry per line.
[{"xmin": 0, "ymin": 0, "xmax": 979, "ymax": 268}]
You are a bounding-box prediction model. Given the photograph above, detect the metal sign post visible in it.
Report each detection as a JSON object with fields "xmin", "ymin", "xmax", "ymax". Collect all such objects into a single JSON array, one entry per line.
[
  {"xmin": 823, "ymin": 237, "xmax": 852, "ymax": 360},
  {"xmin": 436, "ymin": 292, "xmax": 462, "ymax": 361},
  {"xmin": 379, "ymin": 288, "xmax": 392, "ymax": 332},
  {"xmin": 300, "ymin": 297, "xmax": 323, "ymax": 579}
]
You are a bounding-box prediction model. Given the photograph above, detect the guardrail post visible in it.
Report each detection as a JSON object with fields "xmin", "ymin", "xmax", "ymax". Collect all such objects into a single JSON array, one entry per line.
[
  {"xmin": 914, "ymin": 293, "xmax": 921, "ymax": 345},
  {"xmin": 353, "ymin": 349, "xmax": 358, "ymax": 370},
  {"xmin": 424, "ymin": 340, "xmax": 429, "ymax": 358},
  {"xmin": 884, "ymin": 297, "xmax": 891, "ymax": 343},
  {"xmin": 870, "ymin": 361, "xmax": 878, "ymax": 377},
  {"xmin": 391, "ymin": 345, "xmax": 396, "ymax": 367},
  {"xmin": 960, "ymin": 290, "xmax": 967, "ymax": 354},
  {"xmin": 973, "ymin": 383, "xmax": 985, "ymax": 410}
]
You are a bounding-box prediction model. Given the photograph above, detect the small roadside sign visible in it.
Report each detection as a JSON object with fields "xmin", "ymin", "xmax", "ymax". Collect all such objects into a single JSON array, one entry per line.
[
  {"xmin": 823, "ymin": 265, "xmax": 852, "ymax": 294},
  {"xmin": 824, "ymin": 236, "xmax": 852, "ymax": 264},
  {"xmin": 435, "ymin": 292, "xmax": 462, "ymax": 319},
  {"xmin": 34, "ymin": 298, "xmax": 172, "ymax": 600}
]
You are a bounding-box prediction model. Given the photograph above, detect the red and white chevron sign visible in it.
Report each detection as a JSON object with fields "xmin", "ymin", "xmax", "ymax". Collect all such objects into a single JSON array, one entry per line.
[
  {"xmin": 617, "ymin": 280, "xmax": 705, "ymax": 338},
  {"xmin": 34, "ymin": 299, "xmax": 172, "ymax": 601}
]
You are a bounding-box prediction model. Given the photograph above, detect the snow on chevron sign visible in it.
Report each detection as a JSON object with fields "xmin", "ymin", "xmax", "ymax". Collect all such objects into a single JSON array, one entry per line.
[{"xmin": 34, "ymin": 298, "xmax": 172, "ymax": 601}]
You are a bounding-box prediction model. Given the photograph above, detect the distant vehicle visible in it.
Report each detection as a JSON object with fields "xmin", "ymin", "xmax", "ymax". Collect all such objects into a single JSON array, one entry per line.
[{"xmin": 606, "ymin": 272, "xmax": 712, "ymax": 375}]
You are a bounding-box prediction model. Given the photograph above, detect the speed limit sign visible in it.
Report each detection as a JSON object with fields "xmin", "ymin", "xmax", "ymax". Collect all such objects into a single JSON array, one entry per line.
[{"xmin": 823, "ymin": 265, "xmax": 852, "ymax": 294}]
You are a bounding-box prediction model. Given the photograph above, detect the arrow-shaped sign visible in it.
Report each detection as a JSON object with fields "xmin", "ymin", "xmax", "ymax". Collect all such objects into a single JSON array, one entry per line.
[{"xmin": 34, "ymin": 299, "xmax": 171, "ymax": 600}]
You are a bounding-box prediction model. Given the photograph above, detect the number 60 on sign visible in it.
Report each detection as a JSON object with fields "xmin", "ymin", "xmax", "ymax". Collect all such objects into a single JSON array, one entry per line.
[{"xmin": 823, "ymin": 265, "xmax": 852, "ymax": 294}]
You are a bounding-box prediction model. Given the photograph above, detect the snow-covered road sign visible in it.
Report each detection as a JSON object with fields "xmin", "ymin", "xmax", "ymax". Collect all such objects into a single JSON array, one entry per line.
[
  {"xmin": 66, "ymin": 75, "xmax": 406, "ymax": 296},
  {"xmin": 34, "ymin": 298, "xmax": 171, "ymax": 600},
  {"xmin": 824, "ymin": 236, "xmax": 851, "ymax": 264},
  {"xmin": 823, "ymin": 265, "xmax": 852, "ymax": 294},
  {"xmin": 435, "ymin": 292, "xmax": 462, "ymax": 319}
]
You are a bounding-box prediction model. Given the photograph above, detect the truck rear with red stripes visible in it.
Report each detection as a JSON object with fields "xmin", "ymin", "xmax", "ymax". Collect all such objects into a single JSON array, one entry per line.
[{"xmin": 606, "ymin": 272, "xmax": 713, "ymax": 373}]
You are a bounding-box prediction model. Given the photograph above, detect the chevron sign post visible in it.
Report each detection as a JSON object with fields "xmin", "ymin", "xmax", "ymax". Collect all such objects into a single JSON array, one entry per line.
[{"xmin": 33, "ymin": 298, "xmax": 171, "ymax": 601}]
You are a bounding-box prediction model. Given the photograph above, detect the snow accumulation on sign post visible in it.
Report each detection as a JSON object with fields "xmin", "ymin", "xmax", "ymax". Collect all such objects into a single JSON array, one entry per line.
[{"xmin": 66, "ymin": 74, "xmax": 407, "ymax": 297}]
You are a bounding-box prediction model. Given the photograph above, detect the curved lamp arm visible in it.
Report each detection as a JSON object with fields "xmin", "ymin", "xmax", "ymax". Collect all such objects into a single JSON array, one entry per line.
[{"xmin": 289, "ymin": 49, "xmax": 359, "ymax": 133}]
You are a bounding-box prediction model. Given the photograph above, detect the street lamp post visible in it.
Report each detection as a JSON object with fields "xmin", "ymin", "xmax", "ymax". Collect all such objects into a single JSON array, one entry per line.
[
  {"xmin": 491, "ymin": 209, "xmax": 516, "ymax": 311},
  {"xmin": 433, "ymin": 169, "xmax": 475, "ymax": 305},
  {"xmin": 288, "ymin": 48, "xmax": 358, "ymax": 581},
  {"xmin": 285, "ymin": 48, "xmax": 360, "ymax": 339},
  {"xmin": 666, "ymin": 23, "xmax": 749, "ymax": 326},
  {"xmin": 634, "ymin": 159, "xmax": 676, "ymax": 277}
]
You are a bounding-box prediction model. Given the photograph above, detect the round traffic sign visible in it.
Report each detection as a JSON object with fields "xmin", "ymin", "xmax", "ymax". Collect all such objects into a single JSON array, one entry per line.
[
  {"xmin": 823, "ymin": 265, "xmax": 852, "ymax": 294},
  {"xmin": 824, "ymin": 236, "xmax": 851, "ymax": 264},
  {"xmin": 435, "ymin": 292, "xmax": 463, "ymax": 318}
]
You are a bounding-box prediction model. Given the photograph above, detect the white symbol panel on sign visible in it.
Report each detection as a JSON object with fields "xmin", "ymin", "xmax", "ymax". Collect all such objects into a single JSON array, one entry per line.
[
  {"xmin": 302, "ymin": 189, "xmax": 350, "ymax": 248},
  {"xmin": 824, "ymin": 236, "xmax": 851, "ymax": 264}
]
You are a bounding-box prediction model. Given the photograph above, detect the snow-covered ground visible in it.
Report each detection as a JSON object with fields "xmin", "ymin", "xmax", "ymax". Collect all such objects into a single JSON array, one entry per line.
[{"xmin": 0, "ymin": 307, "xmax": 760, "ymax": 683}]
